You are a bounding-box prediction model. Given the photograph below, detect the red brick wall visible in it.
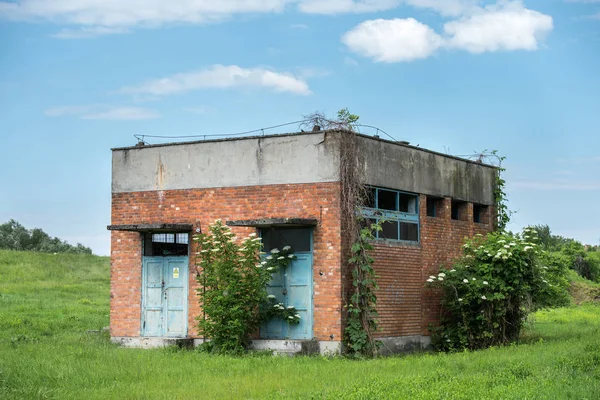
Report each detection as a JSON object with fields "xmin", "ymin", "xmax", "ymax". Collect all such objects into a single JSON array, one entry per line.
[
  {"xmin": 110, "ymin": 182, "xmax": 343, "ymax": 341},
  {"xmin": 371, "ymin": 196, "xmax": 495, "ymax": 338},
  {"xmin": 111, "ymin": 185, "xmax": 494, "ymax": 341}
]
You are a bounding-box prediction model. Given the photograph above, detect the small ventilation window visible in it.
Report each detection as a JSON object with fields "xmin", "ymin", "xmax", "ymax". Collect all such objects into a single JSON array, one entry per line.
[
  {"xmin": 451, "ymin": 200, "xmax": 467, "ymax": 221},
  {"xmin": 473, "ymin": 204, "xmax": 489, "ymax": 224},
  {"xmin": 426, "ymin": 197, "xmax": 443, "ymax": 218}
]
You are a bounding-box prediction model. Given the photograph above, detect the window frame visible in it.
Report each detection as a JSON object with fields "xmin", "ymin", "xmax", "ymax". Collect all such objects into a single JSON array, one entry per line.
[
  {"xmin": 142, "ymin": 232, "xmax": 190, "ymax": 257},
  {"xmin": 361, "ymin": 186, "xmax": 420, "ymax": 243}
]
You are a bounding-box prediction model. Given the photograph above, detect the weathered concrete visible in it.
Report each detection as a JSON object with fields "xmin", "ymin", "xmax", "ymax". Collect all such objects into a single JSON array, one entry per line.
[
  {"xmin": 107, "ymin": 223, "xmax": 193, "ymax": 232},
  {"xmin": 226, "ymin": 218, "xmax": 318, "ymax": 227},
  {"xmin": 377, "ymin": 335, "xmax": 431, "ymax": 356},
  {"xmin": 112, "ymin": 131, "xmax": 495, "ymax": 205},
  {"xmin": 112, "ymin": 335, "xmax": 430, "ymax": 355},
  {"xmin": 318, "ymin": 340, "xmax": 342, "ymax": 355},
  {"xmin": 111, "ymin": 337, "xmax": 194, "ymax": 349},
  {"xmin": 112, "ymin": 133, "xmax": 340, "ymax": 193},
  {"xmin": 357, "ymin": 134, "xmax": 496, "ymax": 205},
  {"xmin": 249, "ymin": 339, "xmax": 328, "ymax": 356}
]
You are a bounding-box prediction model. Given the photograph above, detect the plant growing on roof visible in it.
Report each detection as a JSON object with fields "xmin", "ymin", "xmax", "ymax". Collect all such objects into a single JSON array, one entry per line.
[{"xmin": 194, "ymin": 220, "xmax": 299, "ymax": 354}]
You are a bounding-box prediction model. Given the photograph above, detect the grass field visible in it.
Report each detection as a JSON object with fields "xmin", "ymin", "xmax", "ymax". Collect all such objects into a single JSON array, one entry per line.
[{"xmin": 1, "ymin": 250, "xmax": 600, "ymax": 399}]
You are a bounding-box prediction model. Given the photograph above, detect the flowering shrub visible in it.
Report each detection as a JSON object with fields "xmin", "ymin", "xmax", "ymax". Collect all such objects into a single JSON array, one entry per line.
[
  {"xmin": 428, "ymin": 227, "xmax": 570, "ymax": 351},
  {"xmin": 194, "ymin": 220, "xmax": 299, "ymax": 354}
]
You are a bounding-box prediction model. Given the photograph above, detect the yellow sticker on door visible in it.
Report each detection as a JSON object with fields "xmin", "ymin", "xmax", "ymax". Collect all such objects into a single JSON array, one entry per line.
[{"xmin": 173, "ymin": 267, "xmax": 179, "ymax": 279}]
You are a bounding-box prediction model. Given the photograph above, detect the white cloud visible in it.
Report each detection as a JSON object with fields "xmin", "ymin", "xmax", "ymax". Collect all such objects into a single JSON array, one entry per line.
[
  {"xmin": 83, "ymin": 107, "xmax": 160, "ymax": 120},
  {"xmin": 342, "ymin": 18, "xmax": 443, "ymax": 62},
  {"xmin": 343, "ymin": 1, "xmax": 553, "ymax": 62},
  {"xmin": 404, "ymin": 0, "xmax": 480, "ymax": 17},
  {"xmin": 299, "ymin": 0, "xmax": 400, "ymax": 14},
  {"xmin": 117, "ymin": 65, "xmax": 312, "ymax": 96},
  {"xmin": 0, "ymin": 0, "xmax": 291, "ymax": 29},
  {"xmin": 45, "ymin": 105, "xmax": 159, "ymax": 120},
  {"xmin": 297, "ymin": 0, "xmax": 478, "ymax": 15},
  {"xmin": 51, "ymin": 26, "xmax": 129, "ymax": 39},
  {"xmin": 290, "ymin": 23, "xmax": 309, "ymax": 29},
  {"xmin": 444, "ymin": 1, "xmax": 554, "ymax": 53},
  {"xmin": 44, "ymin": 105, "xmax": 96, "ymax": 117}
]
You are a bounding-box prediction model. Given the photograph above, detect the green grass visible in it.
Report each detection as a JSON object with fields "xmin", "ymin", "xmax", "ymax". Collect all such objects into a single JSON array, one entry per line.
[
  {"xmin": 2, "ymin": 250, "xmax": 600, "ymax": 399},
  {"xmin": 567, "ymin": 269, "xmax": 600, "ymax": 305}
]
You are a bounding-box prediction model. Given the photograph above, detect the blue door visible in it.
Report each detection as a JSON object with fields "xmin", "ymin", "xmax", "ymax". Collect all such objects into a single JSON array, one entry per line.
[
  {"xmin": 142, "ymin": 256, "xmax": 188, "ymax": 337},
  {"xmin": 260, "ymin": 228, "xmax": 313, "ymax": 340}
]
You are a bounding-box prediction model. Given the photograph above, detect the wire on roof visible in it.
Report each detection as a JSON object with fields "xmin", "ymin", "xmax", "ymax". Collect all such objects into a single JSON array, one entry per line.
[{"xmin": 133, "ymin": 119, "xmax": 402, "ymax": 146}]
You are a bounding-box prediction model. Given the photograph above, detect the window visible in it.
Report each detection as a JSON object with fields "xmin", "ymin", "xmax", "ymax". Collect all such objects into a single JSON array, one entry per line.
[
  {"xmin": 143, "ymin": 232, "xmax": 189, "ymax": 256},
  {"xmin": 473, "ymin": 204, "xmax": 489, "ymax": 224},
  {"xmin": 361, "ymin": 187, "xmax": 419, "ymax": 242},
  {"xmin": 260, "ymin": 227, "xmax": 311, "ymax": 253},
  {"xmin": 426, "ymin": 196, "xmax": 443, "ymax": 217},
  {"xmin": 451, "ymin": 200, "xmax": 467, "ymax": 221}
]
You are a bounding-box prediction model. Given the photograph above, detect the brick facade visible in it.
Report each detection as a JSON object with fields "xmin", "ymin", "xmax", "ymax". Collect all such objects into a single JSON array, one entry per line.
[
  {"xmin": 110, "ymin": 182, "xmax": 343, "ymax": 341},
  {"xmin": 366, "ymin": 196, "xmax": 494, "ymax": 338},
  {"xmin": 110, "ymin": 185, "xmax": 494, "ymax": 342}
]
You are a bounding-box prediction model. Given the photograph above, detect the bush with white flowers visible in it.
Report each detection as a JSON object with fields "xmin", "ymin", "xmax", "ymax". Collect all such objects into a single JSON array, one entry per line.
[
  {"xmin": 427, "ymin": 227, "xmax": 570, "ymax": 351},
  {"xmin": 194, "ymin": 220, "xmax": 299, "ymax": 354}
]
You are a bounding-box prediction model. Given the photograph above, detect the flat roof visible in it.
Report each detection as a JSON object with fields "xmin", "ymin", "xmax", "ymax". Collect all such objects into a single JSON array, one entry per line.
[{"xmin": 112, "ymin": 130, "xmax": 497, "ymax": 169}]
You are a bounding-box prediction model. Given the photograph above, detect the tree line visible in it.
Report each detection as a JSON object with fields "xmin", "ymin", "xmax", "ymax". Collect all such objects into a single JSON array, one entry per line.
[
  {"xmin": 531, "ymin": 224, "xmax": 600, "ymax": 283},
  {"xmin": 0, "ymin": 219, "xmax": 92, "ymax": 255}
]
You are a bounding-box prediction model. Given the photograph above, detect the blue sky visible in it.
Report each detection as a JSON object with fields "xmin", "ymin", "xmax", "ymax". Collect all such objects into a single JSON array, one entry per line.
[{"xmin": 1, "ymin": 0, "xmax": 599, "ymax": 255}]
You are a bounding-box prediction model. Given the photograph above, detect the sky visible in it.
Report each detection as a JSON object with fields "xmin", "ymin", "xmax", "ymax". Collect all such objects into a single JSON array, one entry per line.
[{"xmin": 1, "ymin": 0, "xmax": 599, "ymax": 256}]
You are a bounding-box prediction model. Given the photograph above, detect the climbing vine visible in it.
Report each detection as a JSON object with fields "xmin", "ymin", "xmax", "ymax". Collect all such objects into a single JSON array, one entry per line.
[
  {"xmin": 344, "ymin": 218, "xmax": 381, "ymax": 357},
  {"xmin": 491, "ymin": 150, "xmax": 510, "ymax": 231},
  {"xmin": 194, "ymin": 220, "xmax": 299, "ymax": 354},
  {"xmin": 304, "ymin": 109, "xmax": 381, "ymax": 357}
]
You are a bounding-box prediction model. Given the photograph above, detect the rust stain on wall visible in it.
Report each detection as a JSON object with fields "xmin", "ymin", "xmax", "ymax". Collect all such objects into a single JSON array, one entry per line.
[{"xmin": 155, "ymin": 155, "xmax": 166, "ymax": 189}]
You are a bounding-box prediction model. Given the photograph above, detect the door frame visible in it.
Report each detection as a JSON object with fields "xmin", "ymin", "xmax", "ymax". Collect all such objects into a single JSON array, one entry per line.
[
  {"xmin": 140, "ymin": 233, "xmax": 189, "ymax": 338},
  {"xmin": 259, "ymin": 227, "xmax": 314, "ymax": 340}
]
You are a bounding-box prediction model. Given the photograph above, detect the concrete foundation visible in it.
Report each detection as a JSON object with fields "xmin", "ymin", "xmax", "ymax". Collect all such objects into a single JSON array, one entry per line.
[
  {"xmin": 111, "ymin": 337, "xmax": 194, "ymax": 349},
  {"xmin": 112, "ymin": 336, "xmax": 430, "ymax": 356},
  {"xmin": 377, "ymin": 335, "xmax": 432, "ymax": 356}
]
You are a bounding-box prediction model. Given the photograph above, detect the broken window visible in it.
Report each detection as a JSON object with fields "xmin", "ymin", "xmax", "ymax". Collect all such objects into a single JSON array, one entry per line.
[
  {"xmin": 260, "ymin": 227, "xmax": 311, "ymax": 253},
  {"xmin": 473, "ymin": 204, "xmax": 489, "ymax": 224},
  {"xmin": 361, "ymin": 186, "xmax": 419, "ymax": 242},
  {"xmin": 143, "ymin": 232, "xmax": 189, "ymax": 256},
  {"xmin": 451, "ymin": 200, "xmax": 467, "ymax": 221}
]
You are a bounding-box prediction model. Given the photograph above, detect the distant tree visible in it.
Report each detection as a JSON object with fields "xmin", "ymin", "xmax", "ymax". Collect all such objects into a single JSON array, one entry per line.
[
  {"xmin": 0, "ymin": 219, "xmax": 92, "ymax": 254},
  {"xmin": 529, "ymin": 224, "xmax": 600, "ymax": 282},
  {"xmin": 529, "ymin": 224, "xmax": 575, "ymax": 251}
]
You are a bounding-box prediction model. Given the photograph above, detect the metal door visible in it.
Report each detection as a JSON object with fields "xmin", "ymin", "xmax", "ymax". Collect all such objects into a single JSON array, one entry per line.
[
  {"xmin": 142, "ymin": 256, "xmax": 188, "ymax": 337},
  {"xmin": 261, "ymin": 252, "xmax": 313, "ymax": 340}
]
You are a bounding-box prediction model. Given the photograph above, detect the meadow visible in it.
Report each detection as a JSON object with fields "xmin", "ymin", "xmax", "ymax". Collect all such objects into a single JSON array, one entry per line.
[{"xmin": 1, "ymin": 249, "xmax": 600, "ymax": 399}]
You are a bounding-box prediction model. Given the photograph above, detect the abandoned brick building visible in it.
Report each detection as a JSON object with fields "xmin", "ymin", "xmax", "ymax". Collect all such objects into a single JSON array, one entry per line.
[{"xmin": 108, "ymin": 130, "xmax": 496, "ymax": 354}]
